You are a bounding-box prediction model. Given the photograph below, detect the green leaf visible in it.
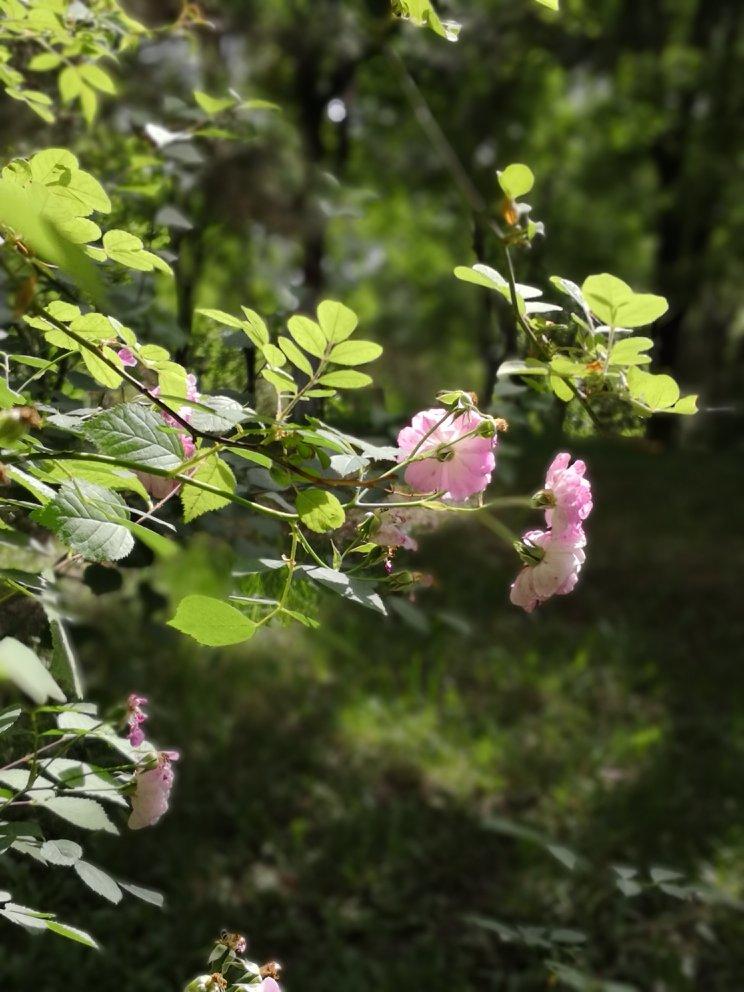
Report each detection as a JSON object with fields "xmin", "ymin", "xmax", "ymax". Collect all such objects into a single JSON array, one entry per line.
[
  {"xmin": 328, "ymin": 340, "xmax": 383, "ymax": 365},
  {"xmin": 581, "ymin": 273, "xmax": 633, "ymax": 325},
  {"xmin": 317, "ymin": 300, "xmax": 358, "ymax": 343},
  {"xmin": 181, "ymin": 454, "xmax": 236, "ymax": 522},
  {"xmin": 240, "ymin": 307, "xmax": 270, "ymax": 347},
  {"xmin": 549, "ymin": 375, "xmax": 574, "ymax": 401},
  {"xmin": 0, "ymin": 177, "xmax": 103, "ymax": 304},
  {"xmin": 194, "ymin": 90, "xmax": 237, "ymax": 115},
  {"xmin": 317, "ymin": 370, "xmax": 372, "ymax": 389},
  {"xmin": 627, "ymin": 368, "xmax": 680, "ymax": 411},
  {"xmin": 534, "ymin": 0, "xmax": 559, "ymax": 9},
  {"xmin": 84, "ymin": 403, "xmax": 186, "ymax": 470},
  {"xmin": 0, "ymin": 638, "xmax": 66, "ymax": 704},
  {"xmin": 168, "ymin": 595, "xmax": 257, "ymax": 646},
  {"xmin": 615, "ymin": 293, "xmax": 668, "ymax": 328},
  {"xmin": 120, "ymin": 882, "xmax": 164, "ymax": 907},
  {"xmin": 102, "ymin": 229, "xmax": 151, "ymax": 270},
  {"xmin": 608, "ymin": 336, "xmax": 654, "ymax": 366},
  {"xmin": 40, "ymin": 460, "xmax": 148, "ymax": 500},
  {"xmin": 196, "ymin": 308, "xmax": 243, "ymax": 329},
  {"xmin": 188, "ymin": 396, "xmax": 248, "ymax": 433},
  {"xmin": 81, "ymin": 345, "xmax": 123, "ymax": 388},
  {"xmin": 262, "ymin": 368, "xmax": 297, "ymax": 394},
  {"xmin": 669, "ymin": 394, "xmax": 698, "ymax": 415},
  {"xmin": 278, "ymin": 336, "xmax": 313, "ymax": 375},
  {"xmin": 0, "ymin": 706, "xmax": 22, "ymax": 734},
  {"xmin": 42, "ymin": 796, "xmax": 118, "ymax": 834},
  {"xmin": 497, "ymin": 163, "xmax": 535, "ymax": 199},
  {"xmin": 34, "ymin": 481, "xmax": 134, "ymax": 562},
  {"xmin": 45, "ymin": 920, "xmax": 99, "ymax": 949},
  {"xmin": 296, "ymin": 489, "xmax": 345, "ymax": 533},
  {"xmin": 74, "ymin": 861, "xmax": 123, "ymax": 904},
  {"xmin": 28, "ymin": 53, "xmax": 63, "ymax": 71},
  {"xmin": 78, "ymin": 64, "xmax": 116, "ymax": 95},
  {"xmin": 287, "ymin": 315, "xmax": 326, "ymax": 358}
]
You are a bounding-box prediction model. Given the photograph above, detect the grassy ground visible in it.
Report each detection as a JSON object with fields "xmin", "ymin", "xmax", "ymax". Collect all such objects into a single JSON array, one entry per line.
[{"xmin": 3, "ymin": 436, "xmax": 743, "ymax": 990}]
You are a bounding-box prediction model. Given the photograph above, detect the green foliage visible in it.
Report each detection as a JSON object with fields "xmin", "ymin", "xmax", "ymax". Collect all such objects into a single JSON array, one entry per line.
[
  {"xmin": 0, "ymin": 0, "xmax": 145, "ymax": 124},
  {"xmin": 167, "ymin": 595, "xmax": 257, "ymax": 647}
]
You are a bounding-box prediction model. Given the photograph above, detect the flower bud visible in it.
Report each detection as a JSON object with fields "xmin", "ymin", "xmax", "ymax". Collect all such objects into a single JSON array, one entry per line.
[{"xmin": 0, "ymin": 406, "xmax": 42, "ymax": 444}]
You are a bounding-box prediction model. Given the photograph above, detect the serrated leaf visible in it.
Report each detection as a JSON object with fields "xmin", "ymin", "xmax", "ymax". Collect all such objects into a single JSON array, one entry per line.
[
  {"xmin": 0, "ymin": 638, "xmax": 66, "ymax": 704},
  {"xmin": 168, "ymin": 595, "xmax": 256, "ymax": 646},
  {"xmin": 181, "ymin": 454, "xmax": 236, "ymax": 522},
  {"xmin": 188, "ymin": 396, "xmax": 248, "ymax": 433},
  {"xmin": 296, "ymin": 488, "xmax": 345, "ymax": 533},
  {"xmin": 84, "ymin": 403, "xmax": 185, "ymax": 470},
  {"xmin": 74, "ymin": 861, "xmax": 122, "ymax": 903},
  {"xmin": 42, "ymin": 796, "xmax": 118, "ymax": 834},
  {"xmin": 120, "ymin": 882, "xmax": 165, "ymax": 907},
  {"xmin": 328, "ymin": 340, "xmax": 382, "ymax": 365},
  {"xmin": 287, "ymin": 315, "xmax": 326, "ymax": 358},
  {"xmin": 317, "ymin": 370, "xmax": 372, "ymax": 389},
  {"xmin": 317, "ymin": 300, "xmax": 358, "ymax": 343},
  {"xmin": 45, "ymin": 920, "xmax": 99, "ymax": 948},
  {"xmin": 33, "ymin": 481, "xmax": 133, "ymax": 563}
]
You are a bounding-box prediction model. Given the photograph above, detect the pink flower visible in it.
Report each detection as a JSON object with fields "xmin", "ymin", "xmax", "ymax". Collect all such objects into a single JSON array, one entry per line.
[
  {"xmin": 128, "ymin": 750, "xmax": 179, "ymax": 830},
  {"xmin": 542, "ymin": 452, "xmax": 592, "ymax": 541},
  {"xmin": 117, "ymin": 347, "xmax": 137, "ymax": 367},
  {"xmin": 261, "ymin": 980, "xmax": 281, "ymax": 992},
  {"xmin": 397, "ymin": 408, "xmax": 496, "ymax": 501},
  {"xmin": 126, "ymin": 693, "xmax": 148, "ymax": 748},
  {"xmin": 509, "ymin": 529, "xmax": 586, "ymax": 613}
]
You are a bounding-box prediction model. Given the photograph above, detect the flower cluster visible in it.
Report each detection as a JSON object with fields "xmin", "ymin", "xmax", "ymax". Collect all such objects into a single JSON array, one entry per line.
[
  {"xmin": 397, "ymin": 408, "xmax": 497, "ymax": 501},
  {"xmin": 128, "ymin": 749, "xmax": 179, "ymax": 830},
  {"xmin": 126, "ymin": 693, "xmax": 148, "ymax": 747},
  {"xmin": 510, "ymin": 453, "xmax": 592, "ymax": 613}
]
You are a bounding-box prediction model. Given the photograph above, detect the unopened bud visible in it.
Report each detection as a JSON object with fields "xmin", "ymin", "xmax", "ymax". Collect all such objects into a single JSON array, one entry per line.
[
  {"xmin": 530, "ymin": 489, "xmax": 555, "ymax": 510},
  {"xmin": 514, "ymin": 538, "xmax": 545, "ymax": 566},
  {"xmin": 0, "ymin": 406, "xmax": 42, "ymax": 444}
]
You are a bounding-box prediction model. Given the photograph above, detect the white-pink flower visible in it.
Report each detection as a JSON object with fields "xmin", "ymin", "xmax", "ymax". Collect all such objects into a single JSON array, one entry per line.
[
  {"xmin": 542, "ymin": 452, "xmax": 592, "ymax": 541},
  {"xmin": 128, "ymin": 750, "xmax": 179, "ymax": 830},
  {"xmin": 509, "ymin": 528, "xmax": 585, "ymax": 613},
  {"xmin": 397, "ymin": 408, "xmax": 496, "ymax": 501}
]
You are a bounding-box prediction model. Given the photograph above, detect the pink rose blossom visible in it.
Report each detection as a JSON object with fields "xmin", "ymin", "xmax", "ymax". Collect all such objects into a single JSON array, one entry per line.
[
  {"xmin": 542, "ymin": 452, "xmax": 593, "ymax": 541},
  {"xmin": 509, "ymin": 529, "xmax": 586, "ymax": 613},
  {"xmin": 117, "ymin": 347, "xmax": 137, "ymax": 367},
  {"xmin": 261, "ymin": 980, "xmax": 281, "ymax": 992},
  {"xmin": 128, "ymin": 750, "xmax": 179, "ymax": 830},
  {"xmin": 397, "ymin": 408, "xmax": 496, "ymax": 501},
  {"xmin": 126, "ymin": 693, "xmax": 148, "ymax": 748}
]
